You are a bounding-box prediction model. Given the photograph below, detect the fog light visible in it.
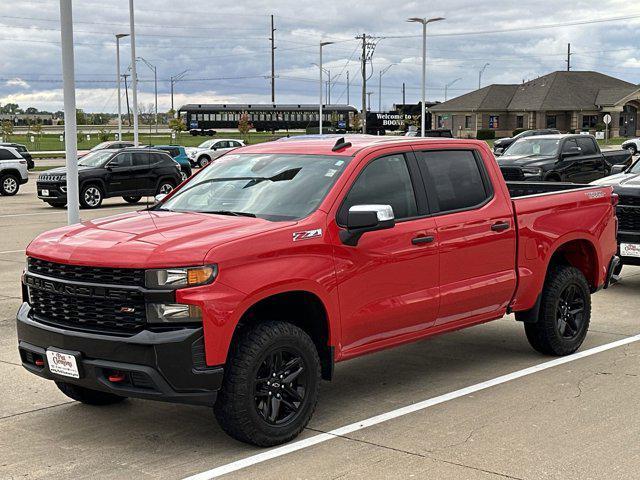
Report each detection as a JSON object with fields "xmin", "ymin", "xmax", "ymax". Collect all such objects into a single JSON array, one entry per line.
[{"xmin": 146, "ymin": 303, "xmax": 202, "ymax": 323}]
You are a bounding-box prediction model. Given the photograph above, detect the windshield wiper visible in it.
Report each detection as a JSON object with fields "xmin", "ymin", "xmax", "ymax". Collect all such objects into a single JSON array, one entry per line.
[{"xmin": 202, "ymin": 210, "xmax": 256, "ymax": 217}]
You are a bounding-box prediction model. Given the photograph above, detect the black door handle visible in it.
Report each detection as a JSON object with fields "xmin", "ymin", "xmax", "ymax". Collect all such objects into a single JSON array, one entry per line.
[
  {"xmin": 491, "ymin": 221, "xmax": 510, "ymax": 232},
  {"xmin": 412, "ymin": 235, "xmax": 434, "ymax": 245}
]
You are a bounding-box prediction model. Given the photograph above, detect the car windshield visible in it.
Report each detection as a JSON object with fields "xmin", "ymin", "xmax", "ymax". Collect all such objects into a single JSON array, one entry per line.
[
  {"xmin": 160, "ymin": 153, "xmax": 352, "ymax": 221},
  {"xmin": 90, "ymin": 141, "xmax": 113, "ymax": 151},
  {"xmin": 629, "ymin": 160, "xmax": 640, "ymax": 174},
  {"xmin": 504, "ymin": 138, "xmax": 560, "ymax": 157},
  {"xmin": 198, "ymin": 140, "xmax": 215, "ymax": 149},
  {"xmin": 78, "ymin": 150, "xmax": 114, "ymax": 167}
]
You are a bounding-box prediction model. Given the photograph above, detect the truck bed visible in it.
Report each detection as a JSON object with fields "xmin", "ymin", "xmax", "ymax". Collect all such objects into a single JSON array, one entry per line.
[{"xmin": 506, "ymin": 181, "xmax": 592, "ymax": 198}]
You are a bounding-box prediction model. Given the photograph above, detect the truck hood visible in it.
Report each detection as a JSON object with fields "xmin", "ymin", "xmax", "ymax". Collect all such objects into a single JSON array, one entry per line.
[
  {"xmin": 590, "ymin": 172, "xmax": 640, "ymax": 188},
  {"xmin": 26, "ymin": 210, "xmax": 294, "ymax": 268},
  {"xmin": 497, "ymin": 155, "xmax": 555, "ymax": 168}
]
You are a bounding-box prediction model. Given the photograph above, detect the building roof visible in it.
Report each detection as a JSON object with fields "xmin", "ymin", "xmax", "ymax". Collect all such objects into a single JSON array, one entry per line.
[{"xmin": 430, "ymin": 71, "xmax": 639, "ymax": 112}]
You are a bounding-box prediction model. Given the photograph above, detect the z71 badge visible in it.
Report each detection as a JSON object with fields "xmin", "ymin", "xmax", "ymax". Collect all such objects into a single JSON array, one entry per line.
[{"xmin": 293, "ymin": 229, "xmax": 323, "ymax": 242}]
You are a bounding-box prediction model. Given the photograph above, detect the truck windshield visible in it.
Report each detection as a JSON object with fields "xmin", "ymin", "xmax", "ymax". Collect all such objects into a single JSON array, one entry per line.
[
  {"xmin": 505, "ymin": 138, "xmax": 560, "ymax": 157},
  {"xmin": 160, "ymin": 153, "xmax": 352, "ymax": 221},
  {"xmin": 78, "ymin": 150, "xmax": 114, "ymax": 167}
]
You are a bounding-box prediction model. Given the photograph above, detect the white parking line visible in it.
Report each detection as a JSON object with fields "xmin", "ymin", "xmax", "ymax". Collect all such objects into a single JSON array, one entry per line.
[
  {"xmin": 183, "ymin": 333, "xmax": 640, "ymax": 480},
  {"xmin": 0, "ymin": 249, "xmax": 24, "ymax": 255}
]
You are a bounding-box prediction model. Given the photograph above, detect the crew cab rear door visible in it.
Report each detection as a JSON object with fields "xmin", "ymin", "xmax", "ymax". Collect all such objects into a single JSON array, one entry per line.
[
  {"xmin": 330, "ymin": 148, "xmax": 440, "ymax": 354},
  {"xmin": 413, "ymin": 148, "xmax": 517, "ymax": 326}
]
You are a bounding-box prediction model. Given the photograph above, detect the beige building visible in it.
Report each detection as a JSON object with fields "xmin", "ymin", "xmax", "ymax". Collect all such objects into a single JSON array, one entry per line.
[{"xmin": 429, "ymin": 71, "xmax": 640, "ymax": 138}]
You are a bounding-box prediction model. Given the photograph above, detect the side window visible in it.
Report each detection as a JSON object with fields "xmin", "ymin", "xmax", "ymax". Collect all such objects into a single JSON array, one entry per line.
[
  {"xmin": 561, "ymin": 139, "xmax": 579, "ymax": 153},
  {"xmin": 170, "ymin": 148, "xmax": 180, "ymax": 157},
  {"xmin": 132, "ymin": 152, "xmax": 154, "ymax": 166},
  {"xmin": 339, "ymin": 154, "xmax": 418, "ymax": 224},
  {"xmin": 576, "ymin": 137, "xmax": 597, "ymax": 155},
  {"xmin": 109, "ymin": 153, "xmax": 132, "ymax": 167},
  {"xmin": 0, "ymin": 148, "xmax": 15, "ymax": 160},
  {"xmin": 416, "ymin": 150, "xmax": 490, "ymax": 213},
  {"xmin": 216, "ymin": 141, "xmax": 229, "ymax": 149}
]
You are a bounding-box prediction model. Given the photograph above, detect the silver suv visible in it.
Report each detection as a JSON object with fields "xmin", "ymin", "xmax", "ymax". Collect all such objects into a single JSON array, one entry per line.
[{"xmin": 0, "ymin": 146, "xmax": 29, "ymax": 196}]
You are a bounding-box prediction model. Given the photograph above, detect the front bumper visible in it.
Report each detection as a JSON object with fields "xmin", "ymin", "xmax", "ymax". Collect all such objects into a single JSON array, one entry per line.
[
  {"xmin": 17, "ymin": 303, "xmax": 223, "ymax": 406},
  {"xmin": 36, "ymin": 182, "xmax": 67, "ymax": 201}
]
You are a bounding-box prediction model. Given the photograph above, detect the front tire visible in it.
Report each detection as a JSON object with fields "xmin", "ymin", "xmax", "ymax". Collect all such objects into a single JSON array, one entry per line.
[
  {"xmin": 524, "ymin": 265, "xmax": 591, "ymax": 356},
  {"xmin": 0, "ymin": 173, "xmax": 20, "ymax": 196},
  {"xmin": 80, "ymin": 184, "xmax": 103, "ymax": 209},
  {"xmin": 214, "ymin": 321, "xmax": 321, "ymax": 447},
  {"xmin": 55, "ymin": 382, "xmax": 126, "ymax": 405},
  {"xmin": 198, "ymin": 156, "xmax": 211, "ymax": 168}
]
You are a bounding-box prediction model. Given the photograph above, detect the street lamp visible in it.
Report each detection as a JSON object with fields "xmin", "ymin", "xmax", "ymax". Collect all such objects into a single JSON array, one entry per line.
[
  {"xmin": 407, "ymin": 16, "xmax": 445, "ymax": 137},
  {"xmin": 479, "ymin": 63, "xmax": 490, "ymax": 90},
  {"xmin": 444, "ymin": 77, "xmax": 461, "ymax": 101},
  {"xmin": 115, "ymin": 33, "xmax": 129, "ymax": 141},
  {"xmin": 319, "ymin": 41, "xmax": 334, "ymax": 135},
  {"xmin": 137, "ymin": 56, "xmax": 158, "ymax": 134},
  {"xmin": 378, "ymin": 64, "xmax": 395, "ymax": 111}
]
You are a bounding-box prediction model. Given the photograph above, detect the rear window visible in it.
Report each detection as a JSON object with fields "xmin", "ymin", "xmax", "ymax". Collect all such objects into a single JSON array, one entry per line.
[
  {"xmin": 416, "ymin": 150, "xmax": 491, "ymax": 213},
  {"xmin": 576, "ymin": 137, "xmax": 597, "ymax": 155},
  {"xmin": 0, "ymin": 148, "xmax": 17, "ymax": 160}
]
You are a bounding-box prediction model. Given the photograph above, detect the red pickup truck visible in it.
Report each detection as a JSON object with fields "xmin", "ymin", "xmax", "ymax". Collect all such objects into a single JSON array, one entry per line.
[{"xmin": 17, "ymin": 136, "xmax": 618, "ymax": 446}]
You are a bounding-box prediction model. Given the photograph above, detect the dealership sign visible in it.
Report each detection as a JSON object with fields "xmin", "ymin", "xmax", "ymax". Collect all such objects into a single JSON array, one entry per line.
[{"xmin": 368, "ymin": 112, "xmax": 419, "ymax": 127}]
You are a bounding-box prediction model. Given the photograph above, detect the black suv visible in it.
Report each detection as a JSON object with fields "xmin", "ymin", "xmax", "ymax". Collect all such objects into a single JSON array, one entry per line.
[{"xmin": 37, "ymin": 148, "xmax": 182, "ymax": 209}]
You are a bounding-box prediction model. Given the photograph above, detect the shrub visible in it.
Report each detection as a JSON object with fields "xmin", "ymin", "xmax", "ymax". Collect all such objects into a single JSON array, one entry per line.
[
  {"xmin": 595, "ymin": 122, "xmax": 605, "ymax": 132},
  {"xmin": 476, "ymin": 129, "xmax": 495, "ymax": 140}
]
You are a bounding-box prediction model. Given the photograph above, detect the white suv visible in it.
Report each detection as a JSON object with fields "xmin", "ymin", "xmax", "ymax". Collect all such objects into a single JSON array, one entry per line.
[
  {"xmin": 185, "ymin": 139, "xmax": 245, "ymax": 168},
  {"xmin": 0, "ymin": 146, "xmax": 29, "ymax": 196}
]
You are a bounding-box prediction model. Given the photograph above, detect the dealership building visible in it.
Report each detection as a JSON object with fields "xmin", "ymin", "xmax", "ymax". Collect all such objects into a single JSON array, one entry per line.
[{"xmin": 428, "ymin": 71, "xmax": 640, "ymax": 138}]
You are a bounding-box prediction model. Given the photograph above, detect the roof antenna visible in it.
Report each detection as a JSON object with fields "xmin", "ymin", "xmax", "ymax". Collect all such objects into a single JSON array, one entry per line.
[{"xmin": 332, "ymin": 137, "xmax": 352, "ymax": 151}]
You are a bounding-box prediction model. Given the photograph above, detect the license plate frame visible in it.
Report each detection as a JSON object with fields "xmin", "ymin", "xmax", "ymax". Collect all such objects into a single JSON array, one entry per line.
[{"xmin": 620, "ymin": 243, "xmax": 640, "ymax": 258}]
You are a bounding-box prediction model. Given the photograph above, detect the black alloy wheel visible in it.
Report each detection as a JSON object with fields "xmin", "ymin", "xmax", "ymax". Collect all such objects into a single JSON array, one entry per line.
[{"xmin": 555, "ymin": 283, "xmax": 586, "ymax": 340}]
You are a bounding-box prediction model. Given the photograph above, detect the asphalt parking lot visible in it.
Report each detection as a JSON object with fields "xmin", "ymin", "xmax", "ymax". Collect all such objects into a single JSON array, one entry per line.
[{"xmin": 1, "ymin": 173, "xmax": 639, "ymax": 480}]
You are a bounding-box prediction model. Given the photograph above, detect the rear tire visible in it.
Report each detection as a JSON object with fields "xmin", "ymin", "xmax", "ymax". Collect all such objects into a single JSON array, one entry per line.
[
  {"xmin": 55, "ymin": 381, "xmax": 126, "ymax": 405},
  {"xmin": 214, "ymin": 320, "xmax": 321, "ymax": 447},
  {"xmin": 0, "ymin": 173, "xmax": 20, "ymax": 196},
  {"xmin": 156, "ymin": 180, "xmax": 174, "ymax": 196},
  {"xmin": 123, "ymin": 196, "xmax": 142, "ymax": 204},
  {"xmin": 524, "ymin": 265, "xmax": 591, "ymax": 356}
]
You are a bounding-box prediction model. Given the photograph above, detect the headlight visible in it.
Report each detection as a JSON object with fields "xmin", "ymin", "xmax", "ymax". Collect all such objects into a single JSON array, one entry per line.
[
  {"xmin": 146, "ymin": 303, "xmax": 202, "ymax": 323},
  {"xmin": 145, "ymin": 265, "xmax": 217, "ymax": 289},
  {"xmin": 522, "ymin": 167, "xmax": 543, "ymax": 177}
]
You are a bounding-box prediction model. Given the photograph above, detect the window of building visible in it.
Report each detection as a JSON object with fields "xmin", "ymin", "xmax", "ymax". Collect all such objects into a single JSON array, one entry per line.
[
  {"xmin": 582, "ymin": 115, "xmax": 598, "ymax": 129},
  {"xmin": 489, "ymin": 115, "xmax": 499, "ymax": 129},
  {"xmin": 339, "ymin": 154, "xmax": 418, "ymax": 224},
  {"xmin": 516, "ymin": 115, "xmax": 524, "ymax": 129},
  {"xmin": 546, "ymin": 115, "xmax": 557, "ymax": 129},
  {"xmin": 465, "ymin": 116, "xmax": 471, "ymax": 129},
  {"xmin": 416, "ymin": 150, "xmax": 490, "ymax": 213}
]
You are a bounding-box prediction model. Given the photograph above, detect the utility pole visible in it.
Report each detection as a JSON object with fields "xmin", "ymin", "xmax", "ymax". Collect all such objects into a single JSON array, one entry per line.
[
  {"xmin": 270, "ymin": 14, "xmax": 276, "ymax": 102},
  {"xmin": 402, "ymin": 82, "xmax": 406, "ymax": 105},
  {"xmin": 356, "ymin": 34, "xmax": 378, "ymax": 133},
  {"xmin": 128, "ymin": 0, "xmax": 139, "ymax": 146},
  {"xmin": 170, "ymin": 70, "xmax": 188, "ymax": 111},
  {"xmin": 346, "ymin": 71, "xmax": 350, "ymax": 104},
  {"xmin": 566, "ymin": 43, "xmax": 572, "ymax": 71},
  {"xmin": 122, "ymin": 74, "xmax": 131, "ymax": 126},
  {"xmin": 59, "ymin": 0, "xmax": 79, "ymax": 224}
]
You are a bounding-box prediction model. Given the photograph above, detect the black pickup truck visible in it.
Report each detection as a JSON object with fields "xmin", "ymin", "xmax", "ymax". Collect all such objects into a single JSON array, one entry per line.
[
  {"xmin": 591, "ymin": 159, "xmax": 640, "ymax": 275},
  {"xmin": 498, "ymin": 134, "xmax": 632, "ymax": 183}
]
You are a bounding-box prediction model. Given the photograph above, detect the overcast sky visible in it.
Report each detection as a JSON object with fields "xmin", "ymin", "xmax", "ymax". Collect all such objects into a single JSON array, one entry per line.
[{"xmin": 0, "ymin": 0, "xmax": 639, "ymax": 113}]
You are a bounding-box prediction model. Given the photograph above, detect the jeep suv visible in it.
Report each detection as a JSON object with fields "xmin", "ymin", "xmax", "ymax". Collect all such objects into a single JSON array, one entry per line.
[
  {"xmin": 37, "ymin": 147, "xmax": 182, "ymax": 209},
  {"xmin": 0, "ymin": 146, "xmax": 29, "ymax": 195}
]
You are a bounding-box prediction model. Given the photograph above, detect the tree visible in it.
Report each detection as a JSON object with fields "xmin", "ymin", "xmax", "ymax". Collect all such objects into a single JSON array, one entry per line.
[
  {"xmin": 1, "ymin": 120, "xmax": 13, "ymax": 141},
  {"xmin": 25, "ymin": 107, "xmax": 39, "ymax": 114},
  {"xmin": 238, "ymin": 111, "xmax": 252, "ymax": 140},
  {"xmin": 168, "ymin": 110, "xmax": 186, "ymax": 142},
  {"xmin": 98, "ymin": 128, "xmax": 110, "ymax": 142},
  {"xmin": 32, "ymin": 122, "xmax": 43, "ymax": 149},
  {"xmin": 351, "ymin": 113, "xmax": 362, "ymax": 132},
  {"xmin": 1, "ymin": 103, "xmax": 19, "ymax": 114},
  {"xmin": 76, "ymin": 109, "xmax": 87, "ymax": 125}
]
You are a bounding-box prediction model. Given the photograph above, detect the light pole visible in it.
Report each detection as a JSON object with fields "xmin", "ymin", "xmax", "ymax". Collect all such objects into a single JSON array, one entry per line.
[
  {"xmin": 115, "ymin": 33, "xmax": 129, "ymax": 141},
  {"xmin": 478, "ymin": 63, "xmax": 490, "ymax": 90},
  {"xmin": 378, "ymin": 64, "xmax": 395, "ymax": 111},
  {"xmin": 319, "ymin": 41, "xmax": 334, "ymax": 135},
  {"xmin": 128, "ymin": 0, "xmax": 139, "ymax": 146},
  {"xmin": 170, "ymin": 70, "xmax": 188, "ymax": 111},
  {"xmin": 407, "ymin": 16, "xmax": 445, "ymax": 137},
  {"xmin": 59, "ymin": 0, "xmax": 79, "ymax": 224},
  {"xmin": 444, "ymin": 77, "xmax": 461, "ymax": 101},
  {"xmin": 137, "ymin": 56, "xmax": 158, "ymax": 134}
]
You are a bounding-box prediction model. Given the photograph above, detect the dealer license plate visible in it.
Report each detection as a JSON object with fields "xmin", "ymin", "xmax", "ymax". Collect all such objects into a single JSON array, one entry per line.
[
  {"xmin": 620, "ymin": 243, "xmax": 640, "ymax": 258},
  {"xmin": 46, "ymin": 349, "xmax": 80, "ymax": 378}
]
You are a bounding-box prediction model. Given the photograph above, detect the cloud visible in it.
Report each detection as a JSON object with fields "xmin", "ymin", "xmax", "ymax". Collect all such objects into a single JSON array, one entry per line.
[{"xmin": 5, "ymin": 78, "xmax": 30, "ymax": 89}]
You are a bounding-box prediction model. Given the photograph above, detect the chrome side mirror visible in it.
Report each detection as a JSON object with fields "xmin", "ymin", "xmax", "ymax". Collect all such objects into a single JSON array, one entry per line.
[{"xmin": 339, "ymin": 204, "xmax": 395, "ymax": 246}]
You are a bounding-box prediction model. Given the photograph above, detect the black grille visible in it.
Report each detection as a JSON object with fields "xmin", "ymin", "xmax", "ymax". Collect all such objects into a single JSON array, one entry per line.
[
  {"xmin": 618, "ymin": 196, "xmax": 640, "ymax": 207},
  {"xmin": 500, "ymin": 167, "xmax": 524, "ymax": 181},
  {"xmin": 617, "ymin": 206, "xmax": 640, "ymax": 232},
  {"xmin": 29, "ymin": 286, "xmax": 146, "ymax": 335},
  {"xmin": 28, "ymin": 257, "xmax": 145, "ymax": 287}
]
